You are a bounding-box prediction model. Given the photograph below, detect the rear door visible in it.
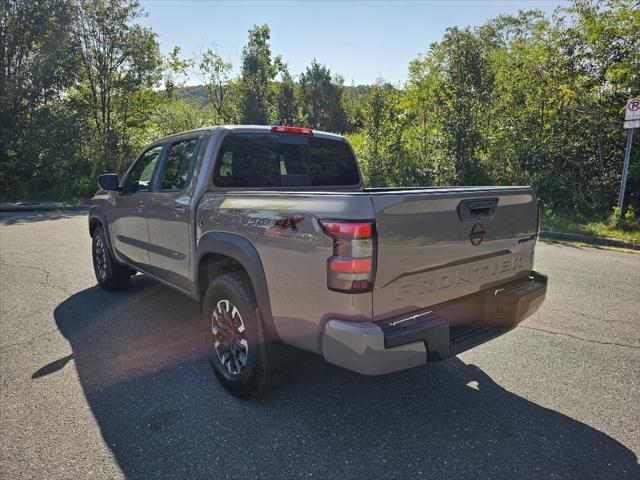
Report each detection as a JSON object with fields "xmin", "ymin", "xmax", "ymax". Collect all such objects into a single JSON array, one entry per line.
[
  {"xmin": 145, "ymin": 136, "xmax": 202, "ymax": 291},
  {"xmin": 370, "ymin": 188, "xmax": 538, "ymax": 320},
  {"xmin": 111, "ymin": 145, "xmax": 164, "ymax": 267}
]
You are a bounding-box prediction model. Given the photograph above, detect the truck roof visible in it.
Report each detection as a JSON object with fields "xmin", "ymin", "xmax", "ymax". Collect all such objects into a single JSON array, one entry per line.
[{"xmin": 153, "ymin": 125, "xmax": 346, "ymax": 144}]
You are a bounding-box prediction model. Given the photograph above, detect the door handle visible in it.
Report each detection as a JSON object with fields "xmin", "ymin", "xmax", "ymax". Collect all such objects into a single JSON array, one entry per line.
[
  {"xmin": 172, "ymin": 205, "xmax": 186, "ymax": 215},
  {"xmin": 457, "ymin": 198, "xmax": 498, "ymax": 222},
  {"xmin": 136, "ymin": 200, "xmax": 146, "ymax": 211}
]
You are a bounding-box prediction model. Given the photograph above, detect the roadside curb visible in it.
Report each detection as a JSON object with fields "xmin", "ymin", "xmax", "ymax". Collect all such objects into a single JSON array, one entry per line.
[
  {"xmin": 0, "ymin": 203, "xmax": 89, "ymax": 212},
  {"xmin": 540, "ymin": 230, "xmax": 639, "ymax": 251}
]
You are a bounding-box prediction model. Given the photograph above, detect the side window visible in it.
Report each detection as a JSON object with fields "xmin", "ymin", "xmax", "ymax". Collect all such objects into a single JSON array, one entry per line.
[
  {"xmin": 212, "ymin": 135, "xmax": 283, "ymax": 187},
  {"xmin": 125, "ymin": 146, "xmax": 163, "ymax": 193},
  {"xmin": 159, "ymin": 138, "xmax": 200, "ymax": 191}
]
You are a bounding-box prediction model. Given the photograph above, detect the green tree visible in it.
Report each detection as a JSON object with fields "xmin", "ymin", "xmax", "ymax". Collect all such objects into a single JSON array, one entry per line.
[
  {"xmin": 404, "ymin": 52, "xmax": 449, "ymax": 184},
  {"xmin": 196, "ymin": 47, "xmax": 234, "ymax": 123},
  {"xmin": 437, "ymin": 28, "xmax": 494, "ymax": 185},
  {"xmin": 356, "ymin": 82, "xmax": 409, "ymax": 187},
  {"xmin": 402, "ymin": 28, "xmax": 495, "ymax": 186},
  {"xmin": 163, "ymin": 46, "xmax": 191, "ymax": 100},
  {"xmin": 564, "ymin": 0, "xmax": 640, "ymax": 213},
  {"xmin": 2, "ymin": 0, "xmax": 638, "ymax": 218},
  {"xmin": 150, "ymin": 98, "xmax": 207, "ymax": 138},
  {"xmin": 274, "ymin": 64, "xmax": 297, "ymax": 125},
  {"xmin": 298, "ymin": 60, "xmax": 348, "ymax": 132},
  {"xmin": 341, "ymin": 82, "xmax": 369, "ymax": 131},
  {"xmin": 478, "ymin": 3, "xmax": 639, "ymax": 214},
  {"xmin": 0, "ymin": 0, "xmax": 77, "ymax": 199},
  {"xmin": 238, "ymin": 24, "xmax": 277, "ymax": 124},
  {"xmin": 74, "ymin": 0, "xmax": 162, "ymax": 174}
]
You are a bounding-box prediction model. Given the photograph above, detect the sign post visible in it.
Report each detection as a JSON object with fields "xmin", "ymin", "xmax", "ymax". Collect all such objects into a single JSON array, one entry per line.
[{"xmin": 619, "ymin": 98, "xmax": 639, "ymax": 210}]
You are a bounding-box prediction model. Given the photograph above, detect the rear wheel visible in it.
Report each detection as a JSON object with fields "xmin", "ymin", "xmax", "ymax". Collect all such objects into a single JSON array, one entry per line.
[
  {"xmin": 202, "ymin": 272, "xmax": 268, "ymax": 397},
  {"xmin": 92, "ymin": 226, "xmax": 130, "ymax": 291}
]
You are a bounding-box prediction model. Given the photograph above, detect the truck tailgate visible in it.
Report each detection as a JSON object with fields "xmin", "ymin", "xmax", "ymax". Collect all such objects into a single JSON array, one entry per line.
[{"xmin": 370, "ymin": 187, "xmax": 538, "ymax": 320}]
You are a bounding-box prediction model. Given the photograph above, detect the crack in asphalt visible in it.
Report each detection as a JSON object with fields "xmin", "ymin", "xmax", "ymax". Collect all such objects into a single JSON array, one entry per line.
[
  {"xmin": 1, "ymin": 260, "xmax": 75, "ymax": 296},
  {"xmin": 521, "ymin": 326, "xmax": 640, "ymax": 350},
  {"xmin": 0, "ymin": 328, "xmax": 60, "ymax": 352},
  {"xmin": 0, "ymin": 260, "xmax": 53, "ymax": 282},
  {"xmin": 27, "ymin": 280, "xmax": 75, "ymax": 296},
  {"xmin": 0, "ymin": 260, "xmax": 72, "ymax": 351}
]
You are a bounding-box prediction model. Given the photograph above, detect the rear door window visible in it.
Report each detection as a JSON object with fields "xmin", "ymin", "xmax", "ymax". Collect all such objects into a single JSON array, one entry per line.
[
  {"xmin": 213, "ymin": 134, "xmax": 360, "ymax": 188},
  {"xmin": 159, "ymin": 138, "xmax": 200, "ymax": 191}
]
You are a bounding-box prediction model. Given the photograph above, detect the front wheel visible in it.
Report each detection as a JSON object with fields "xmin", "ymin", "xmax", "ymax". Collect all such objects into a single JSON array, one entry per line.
[
  {"xmin": 202, "ymin": 272, "xmax": 269, "ymax": 397},
  {"xmin": 92, "ymin": 226, "xmax": 130, "ymax": 291}
]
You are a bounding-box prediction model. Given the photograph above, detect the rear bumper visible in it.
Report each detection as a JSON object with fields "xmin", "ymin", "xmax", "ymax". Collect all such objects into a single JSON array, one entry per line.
[{"xmin": 321, "ymin": 271, "xmax": 547, "ymax": 375}]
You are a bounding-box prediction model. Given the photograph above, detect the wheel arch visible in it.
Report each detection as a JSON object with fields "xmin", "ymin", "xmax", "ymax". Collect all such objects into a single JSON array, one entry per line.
[
  {"xmin": 196, "ymin": 232, "xmax": 279, "ymax": 343},
  {"xmin": 88, "ymin": 207, "xmax": 113, "ymax": 251}
]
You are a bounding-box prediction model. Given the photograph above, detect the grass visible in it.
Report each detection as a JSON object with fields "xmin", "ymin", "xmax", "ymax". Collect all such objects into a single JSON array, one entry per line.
[{"xmin": 541, "ymin": 210, "xmax": 640, "ymax": 245}]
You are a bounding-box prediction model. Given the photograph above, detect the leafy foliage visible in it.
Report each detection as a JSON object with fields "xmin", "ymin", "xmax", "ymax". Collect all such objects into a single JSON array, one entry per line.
[
  {"xmin": 196, "ymin": 48, "xmax": 234, "ymax": 123},
  {"xmin": 273, "ymin": 64, "xmax": 297, "ymax": 126},
  {"xmin": 1, "ymin": 0, "xmax": 78, "ymax": 199},
  {"xmin": 74, "ymin": 0, "xmax": 161, "ymax": 174},
  {"xmin": 1, "ymin": 0, "xmax": 638, "ymax": 219},
  {"xmin": 164, "ymin": 46, "xmax": 191, "ymax": 100},
  {"xmin": 299, "ymin": 60, "xmax": 348, "ymax": 132},
  {"xmin": 238, "ymin": 24, "xmax": 278, "ymax": 124}
]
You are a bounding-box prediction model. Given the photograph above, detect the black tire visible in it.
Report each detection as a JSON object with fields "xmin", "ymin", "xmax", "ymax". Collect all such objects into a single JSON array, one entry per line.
[
  {"xmin": 92, "ymin": 225, "xmax": 130, "ymax": 291},
  {"xmin": 202, "ymin": 272, "xmax": 269, "ymax": 397}
]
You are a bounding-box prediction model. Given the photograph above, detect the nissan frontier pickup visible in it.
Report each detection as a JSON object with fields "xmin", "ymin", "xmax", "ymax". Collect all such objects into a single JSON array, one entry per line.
[{"xmin": 89, "ymin": 125, "xmax": 547, "ymax": 396}]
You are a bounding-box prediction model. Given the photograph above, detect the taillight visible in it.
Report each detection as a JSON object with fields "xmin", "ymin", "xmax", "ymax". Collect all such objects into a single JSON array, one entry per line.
[
  {"xmin": 271, "ymin": 125, "xmax": 314, "ymax": 136},
  {"xmin": 320, "ymin": 220, "xmax": 376, "ymax": 293}
]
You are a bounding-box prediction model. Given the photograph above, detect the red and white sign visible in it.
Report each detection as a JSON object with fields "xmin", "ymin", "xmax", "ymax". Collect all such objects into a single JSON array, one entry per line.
[
  {"xmin": 625, "ymin": 98, "xmax": 640, "ymax": 120},
  {"xmin": 624, "ymin": 98, "xmax": 640, "ymax": 129}
]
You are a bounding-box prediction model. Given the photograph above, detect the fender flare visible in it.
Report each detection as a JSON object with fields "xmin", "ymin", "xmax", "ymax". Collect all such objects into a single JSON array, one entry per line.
[
  {"xmin": 88, "ymin": 206, "xmax": 113, "ymax": 251},
  {"xmin": 196, "ymin": 232, "xmax": 279, "ymax": 343}
]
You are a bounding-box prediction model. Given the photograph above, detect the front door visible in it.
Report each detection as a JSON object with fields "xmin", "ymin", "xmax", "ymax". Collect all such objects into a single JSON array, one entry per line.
[
  {"xmin": 146, "ymin": 136, "xmax": 202, "ymax": 292},
  {"xmin": 111, "ymin": 145, "xmax": 164, "ymax": 267}
]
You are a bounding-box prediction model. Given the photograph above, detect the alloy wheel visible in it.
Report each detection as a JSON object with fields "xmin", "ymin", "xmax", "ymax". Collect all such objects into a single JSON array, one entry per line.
[
  {"xmin": 211, "ymin": 299, "xmax": 249, "ymax": 375},
  {"xmin": 94, "ymin": 236, "xmax": 108, "ymax": 280}
]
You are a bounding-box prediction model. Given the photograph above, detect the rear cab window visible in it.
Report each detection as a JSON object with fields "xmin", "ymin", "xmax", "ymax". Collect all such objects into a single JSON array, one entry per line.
[{"xmin": 213, "ymin": 133, "xmax": 361, "ymax": 188}]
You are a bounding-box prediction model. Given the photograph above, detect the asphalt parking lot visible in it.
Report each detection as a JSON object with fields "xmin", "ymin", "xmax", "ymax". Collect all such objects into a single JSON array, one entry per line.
[{"xmin": 1, "ymin": 211, "xmax": 639, "ymax": 479}]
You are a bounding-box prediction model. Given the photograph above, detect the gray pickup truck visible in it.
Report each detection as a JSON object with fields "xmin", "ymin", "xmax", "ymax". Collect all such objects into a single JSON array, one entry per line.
[{"xmin": 89, "ymin": 125, "xmax": 547, "ymax": 396}]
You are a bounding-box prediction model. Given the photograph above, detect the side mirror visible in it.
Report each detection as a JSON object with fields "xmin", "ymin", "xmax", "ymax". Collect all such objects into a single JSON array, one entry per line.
[{"xmin": 97, "ymin": 173, "xmax": 120, "ymax": 191}]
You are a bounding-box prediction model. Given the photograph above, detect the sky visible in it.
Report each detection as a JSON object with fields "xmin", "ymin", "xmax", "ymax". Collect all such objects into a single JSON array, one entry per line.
[{"xmin": 140, "ymin": 0, "xmax": 569, "ymax": 86}]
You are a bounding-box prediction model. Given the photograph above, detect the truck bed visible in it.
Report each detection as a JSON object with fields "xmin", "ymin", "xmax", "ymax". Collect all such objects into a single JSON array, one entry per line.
[{"xmin": 197, "ymin": 185, "xmax": 538, "ymax": 351}]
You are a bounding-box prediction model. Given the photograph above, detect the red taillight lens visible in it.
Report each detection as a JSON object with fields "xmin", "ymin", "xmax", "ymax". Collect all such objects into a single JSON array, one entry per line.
[
  {"xmin": 320, "ymin": 220, "xmax": 376, "ymax": 293},
  {"xmin": 271, "ymin": 126, "xmax": 314, "ymax": 136},
  {"xmin": 329, "ymin": 257, "xmax": 373, "ymax": 273},
  {"xmin": 319, "ymin": 222, "xmax": 372, "ymax": 239}
]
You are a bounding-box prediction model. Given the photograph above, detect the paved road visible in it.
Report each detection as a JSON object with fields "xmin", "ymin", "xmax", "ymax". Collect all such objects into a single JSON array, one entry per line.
[{"xmin": 1, "ymin": 211, "xmax": 639, "ymax": 479}]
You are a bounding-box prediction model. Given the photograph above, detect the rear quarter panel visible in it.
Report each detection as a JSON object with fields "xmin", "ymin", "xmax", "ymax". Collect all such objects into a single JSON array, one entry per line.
[{"xmin": 197, "ymin": 192, "xmax": 375, "ymax": 353}]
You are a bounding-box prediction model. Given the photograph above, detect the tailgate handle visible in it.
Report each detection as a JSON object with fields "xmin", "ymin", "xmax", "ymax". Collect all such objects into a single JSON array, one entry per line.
[{"xmin": 457, "ymin": 198, "xmax": 498, "ymax": 222}]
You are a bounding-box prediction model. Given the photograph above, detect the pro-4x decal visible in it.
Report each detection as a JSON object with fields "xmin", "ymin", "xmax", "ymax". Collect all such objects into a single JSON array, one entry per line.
[{"xmin": 274, "ymin": 217, "xmax": 304, "ymax": 231}]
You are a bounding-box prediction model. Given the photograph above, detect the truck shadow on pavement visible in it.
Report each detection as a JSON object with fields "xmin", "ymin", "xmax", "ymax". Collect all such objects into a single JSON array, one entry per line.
[{"xmin": 50, "ymin": 275, "xmax": 639, "ymax": 479}]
